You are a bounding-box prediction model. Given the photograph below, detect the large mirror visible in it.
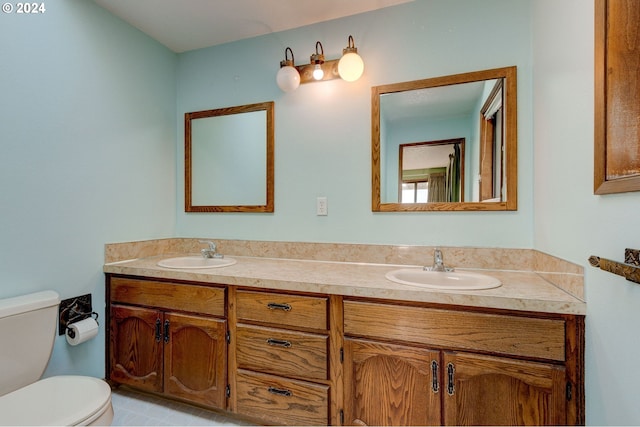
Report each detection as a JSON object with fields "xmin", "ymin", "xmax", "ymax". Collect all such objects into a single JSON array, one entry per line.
[
  {"xmin": 372, "ymin": 66, "xmax": 517, "ymax": 211},
  {"xmin": 185, "ymin": 101, "xmax": 274, "ymax": 212}
]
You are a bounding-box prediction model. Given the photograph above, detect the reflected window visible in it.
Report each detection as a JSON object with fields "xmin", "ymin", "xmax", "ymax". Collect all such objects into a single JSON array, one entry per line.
[
  {"xmin": 401, "ymin": 182, "xmax": 428, "ymax": 203},
  {"xmin": 399, "ymin": 139, "xmax": 464, "ymax": 203}
]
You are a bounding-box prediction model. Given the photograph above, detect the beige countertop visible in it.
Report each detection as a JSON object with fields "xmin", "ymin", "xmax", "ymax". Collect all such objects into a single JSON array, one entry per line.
[{"xmin": 104, "ymin": 253, "xmax": 586, "ymax": 316}]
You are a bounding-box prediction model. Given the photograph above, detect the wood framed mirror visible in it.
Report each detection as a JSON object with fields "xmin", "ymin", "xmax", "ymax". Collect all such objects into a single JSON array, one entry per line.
[
  {"xmin": 372, "ymin": 66, "xmax": 517, "ymax": 212},
  {"xmin": 185, "ymin": 101, "xmax": 274, "ymax": 213}
]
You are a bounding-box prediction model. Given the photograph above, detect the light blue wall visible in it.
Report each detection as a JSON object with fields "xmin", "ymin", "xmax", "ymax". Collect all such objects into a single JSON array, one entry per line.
[
  {"xmin": 0, "ymin": 0, "xmax": 177, "ymax": 378},
  {"xmin": 532, "ymin": 1, "xmax": 640, "ymax": 424},
  {"xmin": 176, "ymin": 0, "xmax": 534, "ymax": 247},
  {"xmin": 4, "ymin": 1, "xmax": 636, "ymax": 424}
]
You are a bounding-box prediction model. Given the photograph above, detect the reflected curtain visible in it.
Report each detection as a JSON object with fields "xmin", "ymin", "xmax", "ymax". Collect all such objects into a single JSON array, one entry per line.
[
  {"xmin": 428, "ymin": 173, "xmax": 446, "ymax": 202},
  {"xmin": 446, "ymin": 144, "xmax": 461, "ymax": 202}
]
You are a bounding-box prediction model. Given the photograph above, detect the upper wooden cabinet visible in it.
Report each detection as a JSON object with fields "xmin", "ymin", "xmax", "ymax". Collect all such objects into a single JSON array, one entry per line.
[{"xmin": 595, "ymin": 0, "xmax": 640, "ymax": 194}]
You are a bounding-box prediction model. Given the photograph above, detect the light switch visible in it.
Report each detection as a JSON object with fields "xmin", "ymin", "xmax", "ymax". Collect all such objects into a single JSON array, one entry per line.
[{"xmin": 316, "ymin": 197, "xmax": 328, "ymax": 216}]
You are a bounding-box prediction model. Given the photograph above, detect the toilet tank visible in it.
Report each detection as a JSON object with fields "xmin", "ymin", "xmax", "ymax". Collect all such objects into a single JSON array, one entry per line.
[{"xmin": 0, "ymin": 291, "xmax": 60, "ymax": 397}]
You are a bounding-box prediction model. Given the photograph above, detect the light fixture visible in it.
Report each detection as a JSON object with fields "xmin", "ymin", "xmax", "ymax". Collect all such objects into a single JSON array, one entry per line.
[
  {"xmin": 276, "ymin": 47, "xmax": 300, "ymax": 92},
  {"xmin": 310, "ymin": 41, "xmax": 325, "ymax": 81},
  {"xmin": 276, "ymin": 35, "xmax": 364, "ymax": 91},
  {"xmin": 338, "ymin": 35, "xmax": 364, "ymax": 82}
]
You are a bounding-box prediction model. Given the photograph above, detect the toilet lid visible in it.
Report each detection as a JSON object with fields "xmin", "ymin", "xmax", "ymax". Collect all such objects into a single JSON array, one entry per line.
[{"xmin": 0, "ymin": 375, "xmax": 111, "ymax": 426}]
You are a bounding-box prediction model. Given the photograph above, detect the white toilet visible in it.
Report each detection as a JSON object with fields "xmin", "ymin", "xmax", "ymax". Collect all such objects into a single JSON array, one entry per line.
[{"xmin": 0, "ymin": 291, "xmax": 114, "ymax": 426}]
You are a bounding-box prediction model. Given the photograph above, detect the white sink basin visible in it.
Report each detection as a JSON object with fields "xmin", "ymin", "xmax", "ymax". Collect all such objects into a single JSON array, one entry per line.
[
  {"xmin": 157, "ymin": 256, "xmax": 237, "ymax": 269},
  {"xmin": 385, "ymin": 268, "xmax": 501, "ymax": 290}
]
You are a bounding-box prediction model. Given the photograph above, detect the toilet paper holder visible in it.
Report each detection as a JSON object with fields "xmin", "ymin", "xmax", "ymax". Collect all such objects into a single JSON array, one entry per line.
[{"xmin": 58, "ymin": 294, "xmax": 99, "ymax": 336}]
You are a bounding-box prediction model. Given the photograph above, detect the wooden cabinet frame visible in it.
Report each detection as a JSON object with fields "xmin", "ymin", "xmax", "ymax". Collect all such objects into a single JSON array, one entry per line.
[
  {"xmin": 594, "ymin": 0, "xmax": 640, "ymax": 194},
  {"xmin": 106, "ymin": 275, "xmax": 584, "ymax": 425}
]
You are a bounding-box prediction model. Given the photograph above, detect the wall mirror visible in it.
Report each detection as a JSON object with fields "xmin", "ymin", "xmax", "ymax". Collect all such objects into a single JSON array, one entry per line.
[
  {"xmin": 372, "ymin": 66, "xmax": 517, "ymax": 211},
  {"xmin": 185, "ymin": 101, "xmax": 274, "ymax": 212}
]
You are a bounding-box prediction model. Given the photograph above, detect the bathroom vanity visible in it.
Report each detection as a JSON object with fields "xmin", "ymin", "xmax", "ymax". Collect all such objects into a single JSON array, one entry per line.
[{"xmin": 104, "ymin": 240, "xmax": 585, "ymax": 426}]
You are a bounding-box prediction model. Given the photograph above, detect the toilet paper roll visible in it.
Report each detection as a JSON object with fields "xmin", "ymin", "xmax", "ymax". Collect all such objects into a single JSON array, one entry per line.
[{"xmin": 66, "ymin": 317, "xmax": 99, "ymax": 346}]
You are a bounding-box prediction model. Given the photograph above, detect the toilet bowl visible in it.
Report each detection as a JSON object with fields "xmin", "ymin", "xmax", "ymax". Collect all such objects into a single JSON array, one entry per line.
[{"xmin": 0, "ymin": 376, "xmax": 113, "ymax": 426}]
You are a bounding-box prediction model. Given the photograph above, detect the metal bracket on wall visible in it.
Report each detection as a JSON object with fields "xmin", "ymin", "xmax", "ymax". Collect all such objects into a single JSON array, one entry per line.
[
  {"xmin": 588, "ymin": 248, "xmax": 640, "ymax": 284},
  {"xmin": 58, "ymin": 294, "xmax": 93, "ymax": 335}
]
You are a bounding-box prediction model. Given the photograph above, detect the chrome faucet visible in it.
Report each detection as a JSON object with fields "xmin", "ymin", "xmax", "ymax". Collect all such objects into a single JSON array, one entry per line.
[
  {"xmin": 425, "ymin": 247, "xmax": 452, "ymax": 272},
  {"xmin": 199, "ymin": 240, "xmax": 223, "ymax": 259}
]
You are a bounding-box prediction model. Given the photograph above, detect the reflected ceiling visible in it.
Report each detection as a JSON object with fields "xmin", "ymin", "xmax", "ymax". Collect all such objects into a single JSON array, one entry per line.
[{"xmin": 381, "ymin": 81, "xmax": 486, "ymax": 123}]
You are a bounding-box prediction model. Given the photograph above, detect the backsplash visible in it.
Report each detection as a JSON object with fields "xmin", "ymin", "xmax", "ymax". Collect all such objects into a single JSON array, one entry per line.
[{"xmin": 105, "ymin": 238, "xmax": 584, "ymax": 300}]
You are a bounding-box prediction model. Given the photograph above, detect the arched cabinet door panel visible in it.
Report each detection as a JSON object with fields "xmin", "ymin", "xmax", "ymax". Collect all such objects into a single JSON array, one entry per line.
[
  {"xmin": 109, "ymin": 304, "xmax": 163, "ymax": 393},
  {"xmin": 164, "ymin": 312, "xmax": 227, "ymax": 408},
  {"xmin": 343, "ymin": 338, "xmax": 442, "ymax": 426},
  {"xmin": 443, "ymin": 352, "xmax": 566, "ymax": 426}
]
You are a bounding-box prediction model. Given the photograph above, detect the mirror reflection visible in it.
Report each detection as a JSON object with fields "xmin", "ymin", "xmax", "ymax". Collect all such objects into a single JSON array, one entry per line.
[
  {"xmin": 372, "ymin": 66, "xmax": 517, "ymax": 212},
  {"xmin": 399, "ymin": 138, "xmax": 465, "ymax": 203},
  {"xmin": 185, "ymin": 101, "xmax": 274, "ymax": 212}
]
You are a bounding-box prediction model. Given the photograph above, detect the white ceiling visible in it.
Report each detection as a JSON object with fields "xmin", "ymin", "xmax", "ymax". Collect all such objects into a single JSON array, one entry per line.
[{"xmin": 93, "ymin": 0, "xmax": 412, "ymax": 53}]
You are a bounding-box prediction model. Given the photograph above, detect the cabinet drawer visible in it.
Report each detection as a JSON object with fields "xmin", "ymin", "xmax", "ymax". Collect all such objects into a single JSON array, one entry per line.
[
  {"xmin": 235, "ymin": 369, "xmax": 329, "ymax": 426},
  {"xmin": 110, "ymin": 277, "xmax": 224, "ymax": 317},
  {"xmin": 236, "ymin": 290, "xmax": 328, "ymax": 330},
  {"xmin": 344, "ymin": 300, "xmax": 566, "ymax": 361},
  {"xmin": 236, "ymin": 324, "xmax": 328, "ymax": 381}
]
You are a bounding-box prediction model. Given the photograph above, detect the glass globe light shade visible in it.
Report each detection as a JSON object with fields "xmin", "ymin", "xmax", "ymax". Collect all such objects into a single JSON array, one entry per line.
[
  {"xmin": 338, "ymin": 52, "xmax": 364, "ymax": 82},
  {"xmin": 276, "ymin": 65, "xmax": 300, "ymax": 92}
]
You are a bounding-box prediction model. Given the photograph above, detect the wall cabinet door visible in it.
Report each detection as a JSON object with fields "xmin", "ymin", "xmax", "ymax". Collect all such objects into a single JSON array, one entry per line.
[
  {"xmin": 443, "ymin": 352, "xmax": 567, "ymax": 426},
  {"xmin": 343, "ymin": 338, "xmax": 442, "ymax": 426},
  {"xmin": 164, "ymin": 312, "xmax": 227, "ymax": 408},
  {"xmin": 109, "ymin": 304, "xmax": 163, "ymax": 393}
]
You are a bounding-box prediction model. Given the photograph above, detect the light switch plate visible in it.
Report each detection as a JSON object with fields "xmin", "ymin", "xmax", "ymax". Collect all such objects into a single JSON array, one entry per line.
[{"xmin": 316, "ymin": 197, "xmax": 328, "ymax": 216}]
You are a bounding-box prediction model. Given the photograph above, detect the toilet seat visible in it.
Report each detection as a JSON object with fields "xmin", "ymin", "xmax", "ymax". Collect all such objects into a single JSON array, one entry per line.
[{"xmin": 0, "ymin": 375, "xmax": 112, "ymax": 426}]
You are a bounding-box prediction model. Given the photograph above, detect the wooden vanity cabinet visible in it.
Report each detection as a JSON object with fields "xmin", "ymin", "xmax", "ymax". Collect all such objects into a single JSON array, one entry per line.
[
  {"xmin": 106, "ymin": 273, "xmax": 583, "ymax": 426},
  {"xmin": 229, "ymin": 289, "xmax": 338, "ymax": 426},
  {"xmin": 107, "ymin": 276, "xmax": 228, "ymax": 409},
  {"xmin": 342, "ymin": 299, "xmax": 584, "ymax": 426}
]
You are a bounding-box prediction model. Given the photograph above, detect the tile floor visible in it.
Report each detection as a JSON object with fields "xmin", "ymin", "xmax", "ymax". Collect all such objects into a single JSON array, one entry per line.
[{"xmin": 111, "ymin": 388, "xmax": 253, "ymax": 426}]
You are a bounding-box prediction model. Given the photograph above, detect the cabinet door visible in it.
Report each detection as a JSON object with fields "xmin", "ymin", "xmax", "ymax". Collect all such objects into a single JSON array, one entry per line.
[
  {"xmin": 343, "ymin": 338, "xmax": 441, "ymax": 426},
  {"xmin": 164, "ymin": 312, "xmax": 228, "ymax": 408},
  {"xmin": 109, "ymin": 304, "xmax": 163, "ymax": 393},
  {"xmin": 443, "ymin": 352, "xmax": 566, "ymax": 426}
]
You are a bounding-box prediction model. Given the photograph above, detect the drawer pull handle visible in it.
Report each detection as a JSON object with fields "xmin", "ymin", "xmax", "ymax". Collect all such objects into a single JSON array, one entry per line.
[
  {"xmin": 266, "ymin": 338, "xmax": 292, "ymax": 348},
  {"xmin": 268, "ymin": 387, "xmax": 292, "ymax": 397},
  {"xmin": 267, "ymin": 302, "xmax": 292, "ymax": 311}
]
